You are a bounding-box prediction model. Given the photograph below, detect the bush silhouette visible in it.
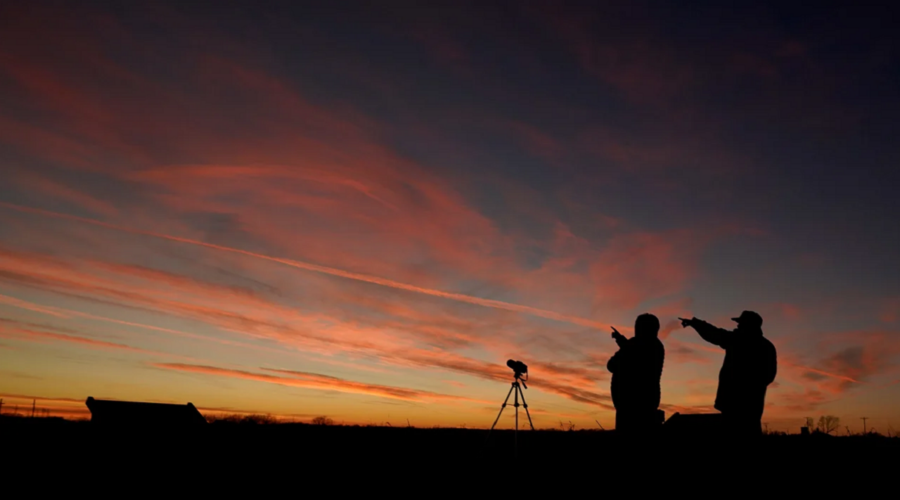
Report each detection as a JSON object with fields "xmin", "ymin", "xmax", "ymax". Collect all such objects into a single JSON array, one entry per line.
[{"xmin": 208, "ymin": 413, "xmax": 276, "ymax": 425}]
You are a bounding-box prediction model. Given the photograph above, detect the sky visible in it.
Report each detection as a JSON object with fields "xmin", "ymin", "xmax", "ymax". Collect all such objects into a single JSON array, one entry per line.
[{"xmin": 1, "ymin": 0, "xmax": 899, "ymax": 432}]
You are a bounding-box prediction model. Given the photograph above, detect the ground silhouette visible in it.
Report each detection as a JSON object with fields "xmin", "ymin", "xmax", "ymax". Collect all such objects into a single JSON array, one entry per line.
[
  {"xmin": 4, "ymin": 414, "xmax": 897, "ymax": 459},
  {"xmin": 3, "ymin": 414, "xmax": 898, "ymax": 491}
]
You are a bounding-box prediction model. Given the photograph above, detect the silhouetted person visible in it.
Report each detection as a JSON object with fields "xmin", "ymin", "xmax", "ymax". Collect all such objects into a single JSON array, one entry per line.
[
  {"xmin": 680, "ymin": 311, "xmax": 777, "ymax": 438},
  {"xmin": 607, "ymin": 313, "xmax": 665, "ymax": 434}
]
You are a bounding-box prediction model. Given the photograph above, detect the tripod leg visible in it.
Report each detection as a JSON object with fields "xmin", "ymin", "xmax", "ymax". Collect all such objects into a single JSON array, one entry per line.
[
  {"xmin": 486, "ymin": 384, "xmax": 516, "ymax": 442},
  {"xmin": 518, "ymin": 385, "xmax": 536, "ymax": 431},
  {"xmin": 514, "ymin": 383, "xmax": 519, "ymax": 455}
]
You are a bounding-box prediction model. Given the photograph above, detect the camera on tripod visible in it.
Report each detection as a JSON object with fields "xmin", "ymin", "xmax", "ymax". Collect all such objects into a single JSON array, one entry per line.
[
  {"xmin": 487, "ymin": 359, "xmax": 535, "ymax": 450},
  {"xmin": 506, "ymin": 360, "xmax": 528, "ymax": 385}
]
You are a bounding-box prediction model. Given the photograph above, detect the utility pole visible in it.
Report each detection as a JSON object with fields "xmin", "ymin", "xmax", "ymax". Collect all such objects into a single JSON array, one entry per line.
[{"xmin": 861, "ymin": 417, "xmax": 869, "ymax": 434}]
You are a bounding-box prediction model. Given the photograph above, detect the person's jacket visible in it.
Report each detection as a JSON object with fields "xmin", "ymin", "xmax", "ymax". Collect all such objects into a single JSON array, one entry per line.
[
  {"xmin": 607, "ymin": 333, "xmax": 665, "ymax": 412},
  {"xmin": 693, "ymin": 321, "xmax": 777, "ymax": 419}
]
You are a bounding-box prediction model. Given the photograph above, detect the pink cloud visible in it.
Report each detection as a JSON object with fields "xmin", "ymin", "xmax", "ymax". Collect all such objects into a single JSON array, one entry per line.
[
  {"xmin": 589, "ymin": 230, "xmax": 703, "ymax": 311},
  {"xmin": 779, "ymin": 304, "xmax": 802, "ymax": 321},
  {"xmin": 0, "ymin": 202, "xmax": 609, "ymax": 330}
]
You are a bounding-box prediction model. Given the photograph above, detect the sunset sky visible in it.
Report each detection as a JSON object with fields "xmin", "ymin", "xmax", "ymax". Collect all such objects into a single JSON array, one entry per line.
[{"xmin": 1, "ymin": 1, "xmax": 898, "ymax": 432}]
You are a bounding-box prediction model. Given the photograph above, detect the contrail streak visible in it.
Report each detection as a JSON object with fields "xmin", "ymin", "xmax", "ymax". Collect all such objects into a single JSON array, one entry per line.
[
  {"xmin": 0, "ymin": 292, "xmax": 285, "ymax": 353},
  {"xmin": 0, "ymin": 202, "xmax": 608, "ymax": 329},
  {"xmin": 781, "ymin": 362, "xmax": 860, "ymax": 384}
]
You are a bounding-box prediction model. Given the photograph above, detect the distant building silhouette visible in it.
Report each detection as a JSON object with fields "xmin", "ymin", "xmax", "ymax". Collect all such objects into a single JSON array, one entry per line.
[{"xmin": 85, "ymin": 397, "xmax": 207, "ymax": 426}]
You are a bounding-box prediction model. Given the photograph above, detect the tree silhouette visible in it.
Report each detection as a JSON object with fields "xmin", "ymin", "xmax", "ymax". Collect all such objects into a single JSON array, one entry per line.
[
  {"xmin": 817, "ymin": 415, "xmax": 840, "ymax": 435},
  {"xmin": 312, "ymin": 416, "xmax": 334, "ymax": 426}
]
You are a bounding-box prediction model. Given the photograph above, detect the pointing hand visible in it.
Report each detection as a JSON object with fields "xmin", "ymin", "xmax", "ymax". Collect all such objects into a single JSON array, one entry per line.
[{"xmin": 679, "ymin": 317, "xmax": 694, "ymax": 328}]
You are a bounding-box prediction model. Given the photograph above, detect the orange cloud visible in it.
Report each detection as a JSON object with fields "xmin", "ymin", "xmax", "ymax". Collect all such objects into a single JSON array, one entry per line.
[
  {"xmin": 11, "ymin": 236, "xmax": 878, "ymax": 418},
  {"xmin": 0, "ymin": 323, "xmax": 152, "ymax": 354},
  {"xmin": 0, "ymin": 292, "xmax": 279, "ymax": 354},
  {"xmin": 0, "ymin": 294, "xmax": 72, "ymax": 318},
  {"xmin": 0, "ymin": 248, "xmax": 504, "ymax": 365},
  {"xmin": 154, "ymin": 363, "xmax": 482, "ymax": 404},
  {"xmin": 0, "ymin": 393, "xmax": 85, "ymax": 404},
  {"xmin": 0, "ymin": 242, "xmax": 645, "ymax": 412}
]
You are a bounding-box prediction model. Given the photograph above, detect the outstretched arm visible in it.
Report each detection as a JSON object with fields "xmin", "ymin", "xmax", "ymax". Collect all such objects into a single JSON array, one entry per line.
[
  {"xmin": 607, "ymin": 327, "xmax": 629, "ymax": 373},
  {"xmin": 681, "ymin": 317, "xmax": 732, "ymax": 348},
  {"xmin": 611, "ymin": 327, "xmax": 628, "ymax": 349}
]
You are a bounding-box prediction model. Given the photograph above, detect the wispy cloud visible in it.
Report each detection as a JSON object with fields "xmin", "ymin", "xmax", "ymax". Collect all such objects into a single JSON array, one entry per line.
[
  {"xmin": 0, "ymin": 201, "xmax": 609, "ymax": 329},
  {"xmin": 154, "ymin": 363, "xmax": 484, "ymax": 404},
  {"xmin": 0, "ymin": 323, "xmax": 153, "ymax": 354}
]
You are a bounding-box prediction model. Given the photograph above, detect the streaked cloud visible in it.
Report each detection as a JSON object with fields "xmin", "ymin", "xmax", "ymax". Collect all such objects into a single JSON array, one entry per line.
[{"xmin": 155, "ymin": 363, "xmax": 484, "ymax": 404}]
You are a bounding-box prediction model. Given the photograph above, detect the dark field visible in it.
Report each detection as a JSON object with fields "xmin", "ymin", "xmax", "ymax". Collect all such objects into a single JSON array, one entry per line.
[{"xmin": 4, "ymin": 415, "xmax": 899, "ymax": 482}]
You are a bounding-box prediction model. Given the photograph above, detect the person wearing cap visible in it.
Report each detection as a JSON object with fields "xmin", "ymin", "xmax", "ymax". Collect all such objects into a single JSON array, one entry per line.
[
  {"xmin": 679, "ymin": 311, "xmax": 777, "ymax": 437},
  {"xmin": 607, "ymin": 313, "xmax": 666, "ymax": 435}
]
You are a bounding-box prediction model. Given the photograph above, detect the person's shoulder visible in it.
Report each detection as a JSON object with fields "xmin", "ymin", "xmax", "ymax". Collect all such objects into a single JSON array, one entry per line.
[{"xmin": 761, "ymin": 335, "xmax": 776, "ymax": 350}]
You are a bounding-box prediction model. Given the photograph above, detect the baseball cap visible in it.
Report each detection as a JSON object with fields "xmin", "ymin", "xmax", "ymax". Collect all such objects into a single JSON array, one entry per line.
[{"xmin": 731, "ymin": 310, "xmax": 763, "ymax": 328}]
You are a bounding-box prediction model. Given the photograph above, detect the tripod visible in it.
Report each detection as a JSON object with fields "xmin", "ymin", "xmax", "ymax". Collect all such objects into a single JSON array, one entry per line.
[{"xmin": 486, "ymin": 373, "xmax": 535, "ymax": 454}]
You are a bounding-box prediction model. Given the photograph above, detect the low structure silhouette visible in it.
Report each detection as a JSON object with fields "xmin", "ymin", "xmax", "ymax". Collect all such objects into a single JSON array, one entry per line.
[
  {"xmin": 607, "ymin": 313, "xmax": 666, "ymax": 434},
  {"xmin": 86, "ymin": 397, "xmax": 207, "ymax": 426},
  {"xmin": 680, "ymin": 311, "xmax": 777, "ymax": 437}
]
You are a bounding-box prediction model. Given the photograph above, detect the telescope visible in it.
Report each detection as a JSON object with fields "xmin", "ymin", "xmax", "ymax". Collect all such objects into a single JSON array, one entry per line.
[{"xmin": 506, "ymin": 359, "xmax": 528, "ymax": 382}]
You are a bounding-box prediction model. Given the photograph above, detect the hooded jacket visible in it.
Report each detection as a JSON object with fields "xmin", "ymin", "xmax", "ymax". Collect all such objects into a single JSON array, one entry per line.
[{"xmin": 607, "ymin": 330, "xmax": 665, "ymax": 413}]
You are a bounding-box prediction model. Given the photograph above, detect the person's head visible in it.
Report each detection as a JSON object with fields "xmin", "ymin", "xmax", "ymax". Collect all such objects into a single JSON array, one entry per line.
[
  {"xmin": 732, "ymin": 311, "xmax": 763, "ymax": 334},
  {"xmin": 634, "ymin": 313, "xmax": 660, "ymax": 338}
]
